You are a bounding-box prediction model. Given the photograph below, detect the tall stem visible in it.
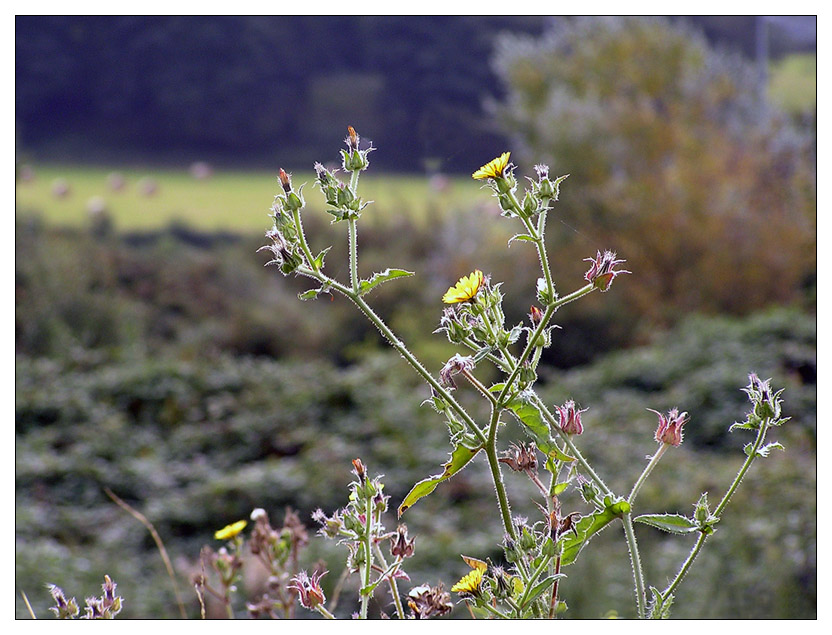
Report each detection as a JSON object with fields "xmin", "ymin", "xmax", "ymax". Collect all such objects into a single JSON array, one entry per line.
[
  {"xmin": 348, "ymin": 218, "xmax": 359, "ymax": 293},
  {"xmin": 486, "ymin": 404, "xmax": 516, "ymax": 539},
  {"xmin": 359, "ymin": 494, "xmax": 373, "ymax": 619},
  {"xmin": 662, "ymin": 417, "xmax": 771, "ymax": 601},
  {"xmin": 629, "ymin": 444, "xmax": 669, "ymax": 505},
  {"xmin": 622, "ymin": 513, "xmax": 646, "ymax": 618}
]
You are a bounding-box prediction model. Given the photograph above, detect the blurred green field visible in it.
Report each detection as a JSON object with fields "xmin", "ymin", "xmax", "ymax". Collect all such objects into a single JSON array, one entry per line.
[
  {"xmin": 16, "ymin": 165, "xmax": 492, "ymax": 231},
  {"xmin": 769, "ymin": 53, "xmax": 816, "ymax": 114}
]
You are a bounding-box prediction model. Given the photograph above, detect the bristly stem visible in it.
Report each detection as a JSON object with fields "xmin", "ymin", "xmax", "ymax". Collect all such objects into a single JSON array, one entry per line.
[
  {"xmin": 622, "ymin": 512, "xmax": 646, "ymax": 618},
  {"xmin": 348, "ymin": 218, "xmax": 359, "ymax": 293},
  {"xmin": 486, "ymin": 404, "xmax": 516, "ymax": 540},
  {"xmin": 624, "ymin": 443, "xmax": 668, "ymax": 619},
  {"xmin": 661, "ymin": 416, "xmax": 773, "ymax": 604},
  {"xmin": 629, "ymin": 444, "xmax": 670, "ymax": 505},
  {"xmin": 359, "ymin": 493, "xmax": 373, "ymax": 619}
]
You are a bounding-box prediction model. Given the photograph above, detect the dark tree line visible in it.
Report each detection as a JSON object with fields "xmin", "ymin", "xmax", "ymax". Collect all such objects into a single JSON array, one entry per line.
[{"xmin": 16, "ymin": 16, "xmax": 812, "ymax": 172}]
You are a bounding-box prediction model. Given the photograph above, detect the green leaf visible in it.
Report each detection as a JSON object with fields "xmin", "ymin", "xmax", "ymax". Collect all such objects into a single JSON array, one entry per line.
[
  {"xmin": 398, "ymin": 445, "xmax": 481, "ymax": 517},
  {"xmin": 552, "ymin": 482, "xmax": 570, "ymax": 496},
  {"xmin": 751, "ymin": 441, "xmax": 785, "ymax": 458},
  {"xmin": 313, "ymin": 246, "xmax": 331, "ymax": 270},
  {"xmin": 505, "ymin": 392, "xmax": 575, "ymax": 462},
  {"xmin": 506, "ymin": 324, "xmax": 524, "ymax": 345},
  {"xmin": 560, "ymin": 499, "xmax": 630, "ymax": 566},
  {"xmin": 472, "ymin": 346, "xmax": 494, "ymax": 364},
  {"xmin": 633, "ymin": 513, "xmax": 697, "ymax": 535},
  {"xmin": 520, "ymin": 575, "xmax": 565, "ymax": 612},
  {"xmin": 648, "ymin": 587, "xmax": 674, "ymax": 619},
  {"xmin": 508, "ymin": 233, "xmax": 537, "ymax": 247},
  {"xmin": 358, "ymin": 268, "xmax": 414, "ymax": 296}
]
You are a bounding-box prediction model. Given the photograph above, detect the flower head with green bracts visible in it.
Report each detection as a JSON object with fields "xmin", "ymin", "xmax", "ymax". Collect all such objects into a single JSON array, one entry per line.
[
  {"xmin": 451, "ymin": 566, "xmax": 484, "ymax": 598},
  {"xmin": 214, "ymin": 520, "xmax": 247, "ymax": 541},
  {"xmin": 442, "ymin": 270, "xmax": 485, "ymax": 304},
  {"xmin": 472, "ymin": 152, "xmax": 511, "ymax": 180}
]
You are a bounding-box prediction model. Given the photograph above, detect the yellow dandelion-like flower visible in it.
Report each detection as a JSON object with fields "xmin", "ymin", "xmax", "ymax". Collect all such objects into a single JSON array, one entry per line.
[
  {"xmin": 214, "ymin": 520, "xmax": 247, "ymax": 541},
  {"xmin": 472, "ymin": 151, "xmax": 511, "ymax": 180},
  {"xmin": 451, "ymin": 567, "xmax": 484, "ymax": 595},
  {"xmin": 442, "ymin": 270, "xmax": 485, "ymax": 304}
]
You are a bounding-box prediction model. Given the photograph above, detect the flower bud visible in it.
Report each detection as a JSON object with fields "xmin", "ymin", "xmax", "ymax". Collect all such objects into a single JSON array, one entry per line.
[
  {"xmin": 289, "ymin": 570, "xmax": 327, "ymax": 609},
  {"xmin": 651, "ymin": 408, "xmax": 689, "ymax": 446},
  {"xmin": 555, "ymin": 400, "xmax": 587, "ymax": 436},
  {"xmin": 390, "ymin": 524, "xmax": 416, "ymax": 559},
  {"xmin": 584, "ymin": 250, "xmax": 631, "ymax": 292}
]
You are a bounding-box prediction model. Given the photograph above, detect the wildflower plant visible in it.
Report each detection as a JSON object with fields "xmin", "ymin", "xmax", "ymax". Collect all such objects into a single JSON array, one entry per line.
[{"xmin": 256, "ymin": 127, "xmax": 790, "ymax": 619}]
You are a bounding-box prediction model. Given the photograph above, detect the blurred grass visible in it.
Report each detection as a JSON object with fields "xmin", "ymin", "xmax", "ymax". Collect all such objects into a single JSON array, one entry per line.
[
  {"xmin": 15, "ymin": 165, "xmax": 491, "ymax": 231},
  {"xmin": 769, "ymin": 53, "xmax": 816, "ymax": 114}
]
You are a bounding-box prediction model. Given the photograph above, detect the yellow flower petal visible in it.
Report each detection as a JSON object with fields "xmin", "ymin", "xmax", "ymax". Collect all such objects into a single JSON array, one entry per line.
[
  {"xmin": 214, "ymin": 520, "xmax": 247, "ymax": 540},
  {"xmin": 472, "ymin": 152, "xmax": 511, "ymax": 180},
  {"xmin": 451, "ymin": 567, "xmax": 484, "ymax": 594},
  {"xmin": 442, "ymin": 270, "xmax": 484, "ymax": 304}
]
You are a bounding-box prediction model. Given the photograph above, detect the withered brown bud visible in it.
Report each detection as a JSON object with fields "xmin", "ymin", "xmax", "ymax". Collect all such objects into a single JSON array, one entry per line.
[
  {"xmin": 407, "ymin": 584, "xmax": 453, "ymax": 619},
  {"xmin": 390, "ymin": 524, "xmax": 416, "ymax": 559},
  {"xmin": 498, "ymin": 442, "xmax": 538, "ymax": 473}
]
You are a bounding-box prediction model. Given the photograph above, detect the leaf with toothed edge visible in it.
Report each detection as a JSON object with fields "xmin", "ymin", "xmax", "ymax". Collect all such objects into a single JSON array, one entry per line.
[
  {"xmin": 398, "ymin": 444, "xmax": 481, "ymax": 517},
  {"xmin": 358, "ymin": 268, "xmax": 414, "ymax": 296}
]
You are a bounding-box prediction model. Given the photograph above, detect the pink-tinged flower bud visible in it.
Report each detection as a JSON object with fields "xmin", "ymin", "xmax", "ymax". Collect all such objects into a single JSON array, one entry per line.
[
  {"xmin": 650, "ymin": 408, "xmax": 689, "ymax": 446},
  {"xmin": 584, "ymin": 250, "xmax": 631, "ymax": 292},
  {"xmin": 555, "ymin": 400, "xmax": 587, "ymax": 435},
  {"xmin": 351, "ymin": 458, "xmax": 366, "ymax": 483},
  {"xmin": 289, "ymin": 570, "xmax": 327, "ymax": 609},
  {"xmin": 278, "ymin": 168, "xmax": 292, "ymax": 193},
  {"xmin": 528, "ymin": 305, "xmax": 544, "ymax": 326}
]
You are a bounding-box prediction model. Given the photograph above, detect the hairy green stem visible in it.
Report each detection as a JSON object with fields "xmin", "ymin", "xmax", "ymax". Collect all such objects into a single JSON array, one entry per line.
[
  {"xmin": 662, "ymin": 417, "xmax": 772, "ymax": 601},
  {"xmin": 360, "ymin": 495, "xmax": 373, "ymax": 619},
  {"xmin": 622, "ymin": 513, "xmax": 646, "ymax": 618},
  {"xmin": 486, "ymin": 405, "xmax": 516, "ymax": 539},
  {"xmin": 517, "ymin": 552, "xmax": 553, "ymax": 611},
  {"xmin": 531, "ymin": 393, "xmax": 613, "ymax": 497},
  {"xmin": 373, "ymin": 544, "xmax": 405, "ymax": 620},
  {"xmin": 629, "ymin": 444, "xmax": 670, "ymax": 504},
  {"xmin": 348, "ymin": 218, "xmax": 359, "ymax": 293},
  {"xmin": 315, "ymin": 604, "xmax": 337, "ymax": 619}
]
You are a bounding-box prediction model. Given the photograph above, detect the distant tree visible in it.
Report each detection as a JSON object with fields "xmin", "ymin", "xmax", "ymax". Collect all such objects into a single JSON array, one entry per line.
[{"xmin": 490, "ymin": 17, "xmax": 815, "ymax": 328}]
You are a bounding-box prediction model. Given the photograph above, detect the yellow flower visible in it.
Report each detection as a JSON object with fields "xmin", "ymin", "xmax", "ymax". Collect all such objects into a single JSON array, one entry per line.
[
  {"xmin": 451, "ymin": 567, "xmax": 484, "ymax": 595},
  {"xmin": 214, "ymin": 520, "xmax": 247, "ymax": 541},
  {"xmin": 472, "ymin": 151, "xmax": 511, "ymax": 180},
  {"xmin": 442, "ymin": 270, "xmax": 485, "ymax": 304}
]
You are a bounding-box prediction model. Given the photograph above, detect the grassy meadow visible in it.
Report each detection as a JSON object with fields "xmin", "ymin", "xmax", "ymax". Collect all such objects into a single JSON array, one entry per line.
[{"xmin": 15, "ymin": 164, "xmax": 492, "ymax": 232}]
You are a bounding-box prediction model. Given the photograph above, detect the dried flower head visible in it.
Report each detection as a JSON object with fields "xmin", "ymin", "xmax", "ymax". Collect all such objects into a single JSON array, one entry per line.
[
  {"xmin": 651, "ymin": 408, "xmax": 689, "ymax": 447},
  {"xmin": 584, "ymin": 250, "xmax": 631, "ymax": 292},
  {"xmin": 390, "ymin": 524, "xmax": 416, "ymax": 559},
  {"xmin": 498, "ymin": 442, "xmax": 538, "ymax": 473},
  {"xmin": 407, "ymin": 584, "xmax": 453, "ymax": 619},
  {"xmin": 442, "ymin": 270, "xmax": 485, "ymax": 304},
  {"xmin": 472, "ymin": 152, "xmax": 511, "ymax": 180},
  {"xmin": 439, "ymin": 354, "xmax": 475, "ymax": 390}
]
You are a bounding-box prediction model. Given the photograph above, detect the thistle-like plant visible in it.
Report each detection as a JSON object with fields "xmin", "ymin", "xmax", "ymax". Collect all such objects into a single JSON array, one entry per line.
[{"xmin": 259, "ymin": 127, "xmax": 789, "ymax": 619}]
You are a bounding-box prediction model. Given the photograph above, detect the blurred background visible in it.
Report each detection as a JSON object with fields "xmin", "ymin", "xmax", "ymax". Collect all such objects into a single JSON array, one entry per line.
[{"xmin": 15, "ymin": 16, "xmax": 816, "ymax": 619}]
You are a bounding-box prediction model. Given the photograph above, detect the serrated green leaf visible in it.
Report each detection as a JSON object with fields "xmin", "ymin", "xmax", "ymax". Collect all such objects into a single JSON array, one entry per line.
[
  {"xmin": 507, "ymin": 324, "xmax": 524, "ymax": 345},
  {"xmin": 560, "ymin": 499, "xmax": 630, "ymax": 566},
  {"xmin": 508, "ymin": 233, "xmax": 536, "ymax": 247},
  {"xmin": 398, "ymin": 444, "xmax": 481, "ymax": 517},
  {"xmin": 472, "ymin": 346, "xmax": 494, "ymax": 363},
  {"xmin": 298, "ymin": 288, "xmax": 321, "ymax": 301},
  {"xmin": 633, "ymin": 513, "xmax": 697, "ymax": 534},
  {"xmin": 358, "ymin": 268, "xmax": 414, "ymax": 296},
  {"xmin": 756, "ymin": 441, "xmax": 785, "ymax": 457},
  {"xmin": 520, "ymin": 575, "xmax": 565, "ymax": 612},
  {"xmin": 313, "ymin": 246, "xmax": 331, "ymax": 270}
]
